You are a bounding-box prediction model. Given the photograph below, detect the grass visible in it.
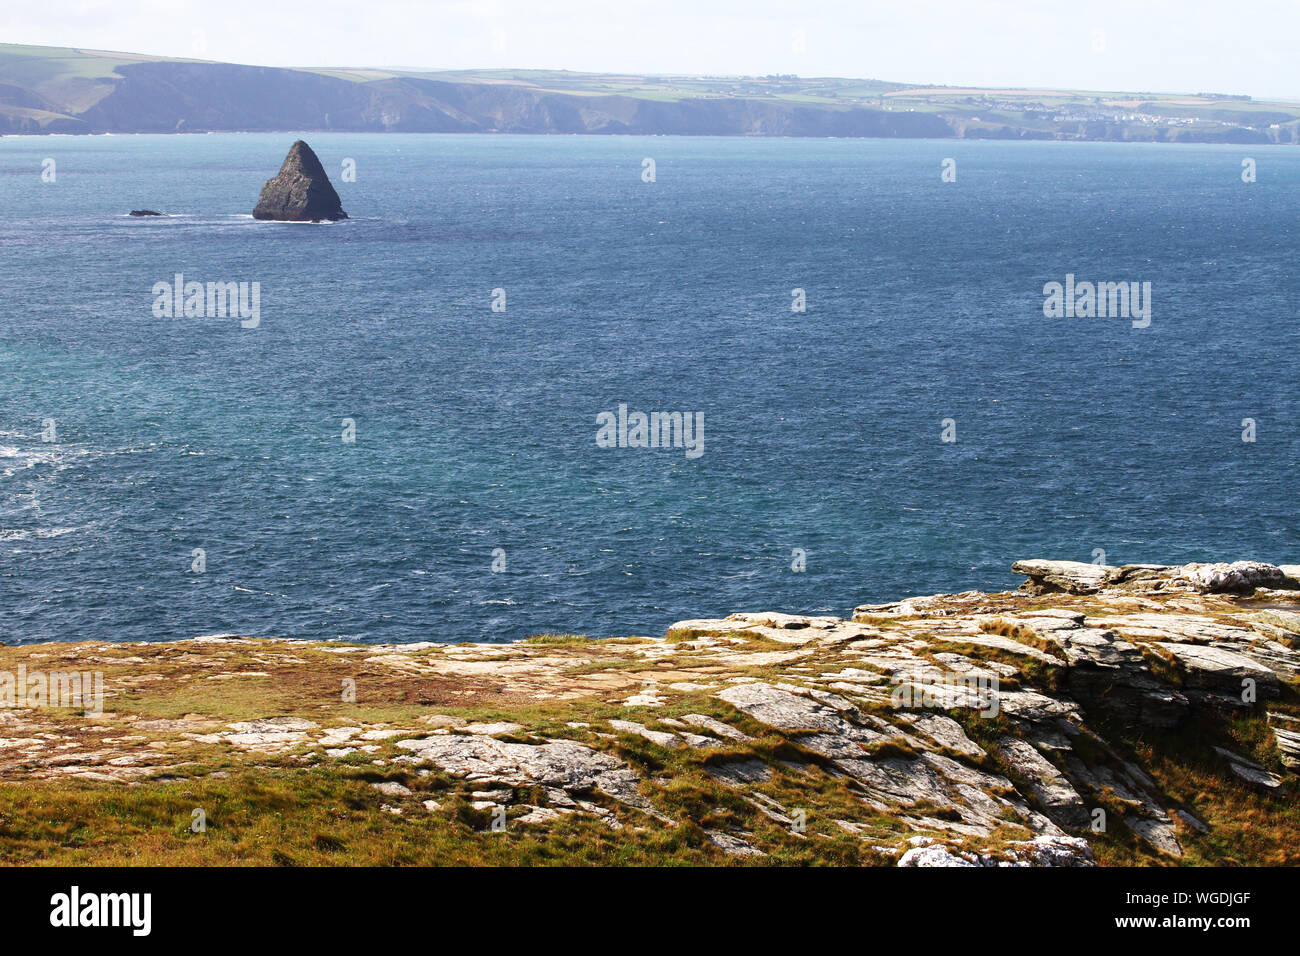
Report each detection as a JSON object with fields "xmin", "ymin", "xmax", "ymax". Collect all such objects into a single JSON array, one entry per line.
[
  {"xmin": 0, "ymin": 666, "xmax": 991, "ymax": 867},
  {"xmin": 0, "ymin": 43, "xmax": 203, "ymax": 114},
  {"xmin": 0, "ymin": 634, "xmax": 857, "ymax": 865},
  {"xmin": 525, "ymin": 634, "xmax": 593, "ymax": 645},
  {"xmin": 2, "ymin": 585, "xmax": 1297, "ymax": 868},
  {"xmin": 0, "ymin": 731, "xmax": 903, "ymax": 866},
  {"xmin": 1088, "ymin": 706, "xmax": 1300, "ymax": 866},
  {"xmin": 0, "ymin": 769, "xmax": 709, "ymax": 866}
]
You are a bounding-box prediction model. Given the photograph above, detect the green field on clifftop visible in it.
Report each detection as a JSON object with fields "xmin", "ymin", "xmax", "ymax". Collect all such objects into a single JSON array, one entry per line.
[{"xmin": 3, "ymin": 42, "xmax": 1298, "ymax": 141}]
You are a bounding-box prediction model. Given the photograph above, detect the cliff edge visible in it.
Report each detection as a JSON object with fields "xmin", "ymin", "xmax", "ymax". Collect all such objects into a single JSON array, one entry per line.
[{"xmin": 2, "ymin": 558, "xmax": 1298, "ymax": 866}]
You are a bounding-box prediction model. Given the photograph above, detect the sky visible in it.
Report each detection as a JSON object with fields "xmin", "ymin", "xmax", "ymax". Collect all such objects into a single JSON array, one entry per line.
[{"xmin": 3, "ymin": 0, "xmax": 1297, "ymax": 99}]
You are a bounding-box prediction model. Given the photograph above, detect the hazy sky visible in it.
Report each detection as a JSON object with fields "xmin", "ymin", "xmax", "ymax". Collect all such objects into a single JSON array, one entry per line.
[{"xmin": 4, "ymin": 0, "xmax": 1297, "ymax": 99}]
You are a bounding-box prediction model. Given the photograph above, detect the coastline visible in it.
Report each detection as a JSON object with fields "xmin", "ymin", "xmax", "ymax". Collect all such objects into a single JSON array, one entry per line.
[{"xmin": 2, "ymin": 558, "xmax": 1297, "ymax": 866}]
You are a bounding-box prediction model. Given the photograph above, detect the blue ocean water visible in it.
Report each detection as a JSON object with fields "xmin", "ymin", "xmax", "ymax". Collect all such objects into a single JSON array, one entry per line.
[{"xmin": 1, "ymin": 133, "xmax": 1297, "ymax": 644}]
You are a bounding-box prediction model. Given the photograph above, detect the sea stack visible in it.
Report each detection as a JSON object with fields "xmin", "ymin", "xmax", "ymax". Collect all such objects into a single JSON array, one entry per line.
[{"xmin": 252, "ymin": 140, "xmax": 347, "ymax": 222}]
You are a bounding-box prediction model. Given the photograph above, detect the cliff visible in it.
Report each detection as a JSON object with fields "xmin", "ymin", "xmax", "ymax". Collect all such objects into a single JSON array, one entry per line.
[
  {"xmin": 2, "ymin": 558, "xmax": 1298, "ymax": 866},
  {"xmin": 2, "ymin": 44, "xmax": 1296, "ymax": 143}
]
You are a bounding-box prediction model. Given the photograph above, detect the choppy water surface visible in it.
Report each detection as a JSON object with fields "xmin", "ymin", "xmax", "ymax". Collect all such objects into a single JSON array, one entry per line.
[{"xmin": 1, "ymin": 133, "xmax": 1297, "ymax": 643}]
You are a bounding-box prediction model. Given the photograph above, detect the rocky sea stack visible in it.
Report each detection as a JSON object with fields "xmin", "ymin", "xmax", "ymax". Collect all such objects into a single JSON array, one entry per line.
[{"xmin": 252, "ymin": 140, "xmax": 347, "ymax": 222}]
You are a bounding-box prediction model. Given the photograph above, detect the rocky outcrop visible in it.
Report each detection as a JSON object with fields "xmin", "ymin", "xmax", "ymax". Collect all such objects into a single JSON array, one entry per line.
[
  {"xmin": 1269, "ymin": 713, "xmax": 1300, "ymax": 770},
  {"xmin": 2, "ymin": 557, "xmax": 1298, "ymax": 866},
  {"xmin": 1014, "ymin": 558, "xmax": 1300, "ymax": 595},
  {"xmin": 395, "ymin": 734, "xmax": 651, "ymax": 811},
  {"xmin": 1010, "ymin": 560, "xmax": 1114, "ymax": 594},
  {"xmin": 252, "ymin": 140, "xmax": 347, "ymax": 222},
  {"xmin": 1179, "ymin": 561, "xmax": 1296, "ymax": 594},
  {"xmin": 898, "ymin": 835, "xmax": 1094, "ymax": 867}
]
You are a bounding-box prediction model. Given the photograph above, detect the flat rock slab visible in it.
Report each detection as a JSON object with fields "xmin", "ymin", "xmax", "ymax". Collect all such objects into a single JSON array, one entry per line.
[
  {"xmin": 1012, "ymin": 560, "xmax": 1113, "ymax": 594},
  {"xmin": 997, "ymin": 737, "xmax": 1088, "ymax": 828},
  {"xmin": 706, "ymin": 759, "xmax": 772, "ymax": 785},
  {"xmin": 1179, "ymin": 562, "xmax": 1296, "ymax": 594},
  {"xmin": 1156, "ymin": 642, "xmax": 1278, "ymax": 691},
  {"xmin": 898, "ymin": 835, "xmax": 1093, "ymax": 867},
  {"xmin": 608, "ymin": 720, "xmax": 683, "ymax": 749},
  {"xmin": 716, "ymin": 682, "xmax": 857, "ymax": 733},
  {"xmin": 396, "ymin": 734, "xmax": 648, "ymax": 808}
]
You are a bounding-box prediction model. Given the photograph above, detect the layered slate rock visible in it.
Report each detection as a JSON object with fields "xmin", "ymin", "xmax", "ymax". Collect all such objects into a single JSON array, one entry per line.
[
  {"xmin": 1179, "ymin": 561, "xmax": 1297, "ymax": 594},
  {"xmin": 1014, "ymin": 558, "xmax": 1300, "ymax": 596},
  {"xmin": 1011, "ymin": 559, "xmax": 1113, "ymax": 595},
  {"xmin": 898, "ymin": 835, "xmax": 1094, "ymax": 867},
  {"xmin": 394, "ymin": 734, "xmax": 652, "ymax": 810},
  {"xmin": 4, "ymin": 556, "xmax": 1300, "ymax": 866},
  {"xmin": 252, "ymin": 140, "xmax": 347, "ymax": 222}
]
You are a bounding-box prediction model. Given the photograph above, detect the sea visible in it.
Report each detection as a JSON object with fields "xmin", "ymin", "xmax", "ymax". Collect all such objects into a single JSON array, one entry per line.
[{"xmin": 1, "ymin": 132, "xmax": 1297, "ymax": 644}]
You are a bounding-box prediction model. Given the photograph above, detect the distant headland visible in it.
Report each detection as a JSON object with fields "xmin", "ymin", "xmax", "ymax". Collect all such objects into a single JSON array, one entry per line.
[{"xmin": 1, "ymin": 42, "xmax": 1296, "ymax": 143}]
